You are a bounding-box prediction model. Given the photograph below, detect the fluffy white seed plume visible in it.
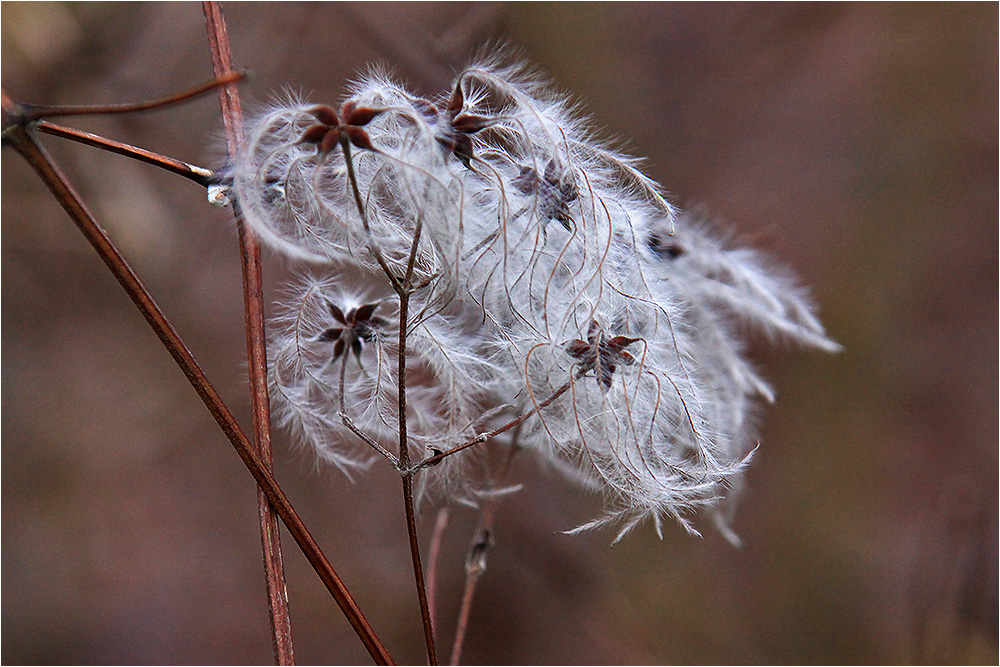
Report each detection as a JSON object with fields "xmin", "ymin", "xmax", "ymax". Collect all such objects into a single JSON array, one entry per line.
[
  {"xmin": 233, "ymin": 56, "xmax": 838, "ymax": 541},
  {"xmin": 648, "ymin": 212, "xmax": 842, "ymax": 354}
]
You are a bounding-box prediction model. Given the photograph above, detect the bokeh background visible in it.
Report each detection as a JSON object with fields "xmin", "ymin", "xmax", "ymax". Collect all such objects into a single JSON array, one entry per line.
[{"xmin": 3, "ymin": 3, "xmax": 996, "ymax": 664}]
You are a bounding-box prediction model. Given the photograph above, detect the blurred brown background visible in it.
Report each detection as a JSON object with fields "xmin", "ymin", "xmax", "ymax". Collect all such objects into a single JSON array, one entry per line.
[{"xmin": 2, "ymin": 2, "xmax": 996, "ymax": 664}]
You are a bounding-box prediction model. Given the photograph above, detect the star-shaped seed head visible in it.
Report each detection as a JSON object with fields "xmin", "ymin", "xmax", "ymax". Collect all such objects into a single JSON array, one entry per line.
[
  {"xmin": 511, "ymin": 158, "xmax": 579, "ymax": 231},
  {"xmin": 315, "ymin": 300, "xmax": 386, "ymax": 363},
  {"xmin": 565, "ymin": 320, "xmax": 641, "ymax": 392},
  {"xmin": 432, "ymin": 81, "xmax": 495, "ymax": 168},
  {"xmin": 297, "ymin": 101, "xmax": 384, "ymax": 156}
]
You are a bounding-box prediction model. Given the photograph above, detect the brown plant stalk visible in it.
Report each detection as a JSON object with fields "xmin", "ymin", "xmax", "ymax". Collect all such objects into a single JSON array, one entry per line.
[
  {"xmin": 426, "ymin": 506, "xmax": 452, "ymax": 632},
  {"xmin": 1, "ymin": 92, "xmax": 394, "ymax": 666},
  {"xmin": 35, "ymin": 121, "xmax": 214, "ymax": 186},
  {"xmin": 449, "ymin": 437, "xmax": 519, "ymax": 666},
  {"xmin": 396, "ymin": 291, "xmax": 439, "ymax": 665},
  {"xmin": 201, "ymin": 3, "xmax": 293, "ymax": 663},
  {"xmin": 12, "ymin": 69, "xmax": 244, "ymax": 123},
  {"xmin": 340, "ymin": 136, "xmax": 438, "ymax": 664},
  {"xmin": 409, "ymin": 378, "xmax": 576, "ymax": 473}
]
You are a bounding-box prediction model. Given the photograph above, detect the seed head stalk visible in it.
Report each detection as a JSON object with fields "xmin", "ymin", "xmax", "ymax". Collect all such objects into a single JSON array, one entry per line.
[
  {"xmin": 338, "ymin": 351, "xmax": 399, "ymax": 465},
  {"xmin": 341, "ymin": 136, "xmax": 438, "ymax": 664}
]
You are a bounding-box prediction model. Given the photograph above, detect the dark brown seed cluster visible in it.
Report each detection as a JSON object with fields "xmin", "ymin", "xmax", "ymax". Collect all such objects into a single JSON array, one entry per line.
[
  {"xmin": 565, "ymin": 320, "xmax": 641, "ymax": 392},
  {"xmin": 511, "ymin": 158, "xmax": 579, "ymax": 231},
  {"xmin": 297, "ymin": 102, "xmax": 384, "ymax": 156},
  {"xmin": 316, "ymin": 301, "xmax": 386, "ymax": 363},
  {"xmin": 410, "ymin": 82, "xmax": 494, "ymax": 168}
]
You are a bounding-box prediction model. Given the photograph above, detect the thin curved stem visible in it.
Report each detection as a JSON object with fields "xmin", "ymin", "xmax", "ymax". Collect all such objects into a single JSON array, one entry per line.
[
  {"xmin": 340, "ymin": 136, "xmax": 403, "ymax": 294},
  {"xmin": 338, "ymin": 353, "xmax": 400, "ymax": 466},
  {"xmin": 15, "ymin": 70, "xmax": 244, "ymax": 122}
]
